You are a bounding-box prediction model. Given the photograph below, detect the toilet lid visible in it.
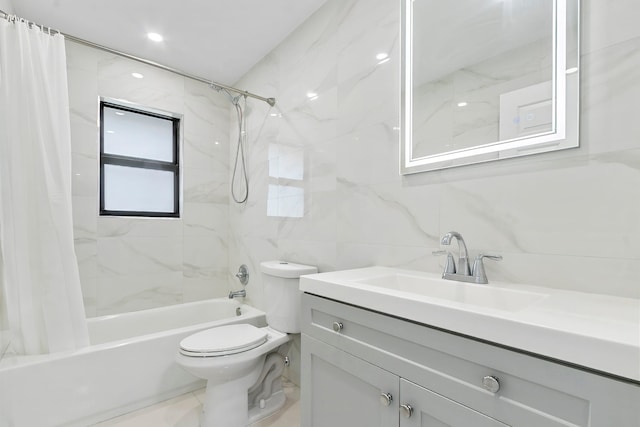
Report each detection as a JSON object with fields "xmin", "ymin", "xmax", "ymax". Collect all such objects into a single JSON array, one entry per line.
[{"xmin": 179, "ymin": 324, "xmax": 268, "ymax": 356}]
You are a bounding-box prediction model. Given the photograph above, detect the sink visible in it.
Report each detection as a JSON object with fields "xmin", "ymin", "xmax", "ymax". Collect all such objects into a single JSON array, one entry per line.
[
  {"xmin": 354, "ymin": 273, "xmax": 548, "ymax": 312},
  {"xmin": 299, "ymin": 266, "xmax": 640, "ymax": 382}
]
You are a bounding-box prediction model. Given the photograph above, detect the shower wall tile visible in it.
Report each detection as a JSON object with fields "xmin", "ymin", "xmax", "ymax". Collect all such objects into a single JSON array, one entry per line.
[
  {"xmin": 183, "ymin": 79, "xmax": 230, "ymax": 171},
  {"xmin": 97, "ymin": 216, "xmax": 183, "ymax": 238},
  {"xmin": 66, "ymin": 43, "xmax": 101, "ymax": 160},
  {"xmin": 182, "ymin": 275, "xmax": 230, "ymax": 303},
  {"xmin": 97, "ymin": 237, "xmax": 183, "ymax": 277},
  {"xmin": 71, "ymin": 153, "xmax": 99, "ymax": 197},
  {"xmin": 96, "ymin": 272, "xmax": 183, "ymax": 316},
  {"xmin": 227, "ymin": 236, "xmax": 279, "ymax": 311},
  {"xmin": 66, "ymin": 43, "xmax": 232, "ymax": 316},
  {"xmin": 97, "ymin": 55, "xmax": 185, "ymax": 114},
  {"xmin": 184, "ymin": 167, "xmax": 229, "ymax": 204}
]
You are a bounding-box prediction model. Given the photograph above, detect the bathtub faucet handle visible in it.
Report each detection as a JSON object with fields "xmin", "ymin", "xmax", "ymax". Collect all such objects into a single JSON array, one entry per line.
[{"xmin": 235, "ymin": 264, "xmax": 249, "ymax": 285}]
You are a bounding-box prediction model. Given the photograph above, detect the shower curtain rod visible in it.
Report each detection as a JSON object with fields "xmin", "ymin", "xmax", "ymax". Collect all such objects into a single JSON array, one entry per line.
[{"xmin": 0, "ymin": 9, "xmax": 276, "ymax": 107}]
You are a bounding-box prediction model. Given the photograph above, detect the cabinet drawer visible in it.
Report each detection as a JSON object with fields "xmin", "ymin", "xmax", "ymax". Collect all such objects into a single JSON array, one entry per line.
[{"xmin": 302, "ymin": 293, "xmax": 640, "ymax": 427}]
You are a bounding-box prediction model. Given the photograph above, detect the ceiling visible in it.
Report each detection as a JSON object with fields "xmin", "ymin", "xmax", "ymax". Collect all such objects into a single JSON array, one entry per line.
[{"xmin": 11, "ymin": 0, "xmax": 327, "ymax": 85}]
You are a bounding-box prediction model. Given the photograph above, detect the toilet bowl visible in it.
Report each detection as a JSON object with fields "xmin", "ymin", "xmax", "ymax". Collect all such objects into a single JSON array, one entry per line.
[{"xmin": 175, "ymin": 260, "xmax": 317, "ymax": 427}]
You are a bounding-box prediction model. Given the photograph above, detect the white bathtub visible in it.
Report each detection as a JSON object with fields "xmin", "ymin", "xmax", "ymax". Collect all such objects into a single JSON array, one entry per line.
[{"xmin": 0, "ymin": 299, "xmax": 266, "ymax": 427}]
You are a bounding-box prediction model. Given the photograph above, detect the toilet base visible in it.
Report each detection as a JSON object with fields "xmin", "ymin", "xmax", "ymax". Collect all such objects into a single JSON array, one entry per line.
[
  {"xmin": 200, "ymin": 376, "xmax": 253, "ymax": 427},
  {"xmin": 248, "ymin": 386, "xmax": 286, "ymax": 424}
]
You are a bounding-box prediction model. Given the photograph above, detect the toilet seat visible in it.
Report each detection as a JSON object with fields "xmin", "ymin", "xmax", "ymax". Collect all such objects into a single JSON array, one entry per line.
[{"xmin": 179, "ymin": 324, "xmax": 268, "ymax": 357}]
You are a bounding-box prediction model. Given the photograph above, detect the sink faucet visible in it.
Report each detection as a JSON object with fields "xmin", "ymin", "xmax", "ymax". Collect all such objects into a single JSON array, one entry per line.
[
  {"xmin": 440, "ymin": 231, "xmax": 471, "ymax": 276},
  {"xmin": 228, "ymin": 289, "xmax": 246, "ymax": 299},
  {"xmin": 437, "ymin": 231, "xmax": 502, "ymax": 284}
]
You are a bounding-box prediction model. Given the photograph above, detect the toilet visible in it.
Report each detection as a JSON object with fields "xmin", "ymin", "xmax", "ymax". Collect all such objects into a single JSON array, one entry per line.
[{"xmin": 176, "ymin": 260, "xmax": 317, "ymax": 427}]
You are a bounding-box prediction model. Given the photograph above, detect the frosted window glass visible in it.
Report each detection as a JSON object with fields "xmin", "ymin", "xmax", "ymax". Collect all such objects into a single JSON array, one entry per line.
[
  {"xmin": 103, "ymin": 106, "xmax": 174, "ymax": 162},
  {"xmin": 104, "ymin": 165, "xmax": 175, "ymax": 213}
]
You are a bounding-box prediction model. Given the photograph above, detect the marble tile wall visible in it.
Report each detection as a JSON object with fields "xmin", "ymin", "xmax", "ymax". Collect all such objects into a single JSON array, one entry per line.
[
  {"xmin": 228, "ymin": 0, "xmax": 640, "ymax": 383},
  {"xmin": 66, "ymin": 42, "xmax": 232, "ymax": 317}
]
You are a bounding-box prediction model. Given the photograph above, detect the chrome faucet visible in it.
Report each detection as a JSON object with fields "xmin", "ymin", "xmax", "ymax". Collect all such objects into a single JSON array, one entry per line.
[
  {"xmin": 437, "ymin": 231, "xmax": 502, "ymax": 284},
  {"xmin": 440, "ymin": 231, "xmax": 471, "ymax": 276},
  {"xmin": 228, "ymin": 289, "xmax": 246, "ymax": 299}
]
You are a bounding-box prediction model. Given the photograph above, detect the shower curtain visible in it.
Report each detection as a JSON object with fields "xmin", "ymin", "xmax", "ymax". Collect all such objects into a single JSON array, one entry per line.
[{"xmin": 0, "ymin": 18, "xmax": 89, "ymax": 353}]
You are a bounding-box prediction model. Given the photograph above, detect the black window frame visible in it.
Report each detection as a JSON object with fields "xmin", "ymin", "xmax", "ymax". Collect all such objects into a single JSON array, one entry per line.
[{"xmin": 99, "ymin": 101, "xmax": 180, "ymax": 218}]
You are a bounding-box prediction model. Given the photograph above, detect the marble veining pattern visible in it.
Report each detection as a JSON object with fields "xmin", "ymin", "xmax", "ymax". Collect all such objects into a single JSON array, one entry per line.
[
  {"xmin": 58, "ymin": 0, "xmax": 640, "ymax": 351},
  {"xmin": 66, "ymin": 42, "xmax": 231, "ymax": 316},
  {"xmin": 228, "ymin": 0, "xmax": 640, "ymax": 369}
]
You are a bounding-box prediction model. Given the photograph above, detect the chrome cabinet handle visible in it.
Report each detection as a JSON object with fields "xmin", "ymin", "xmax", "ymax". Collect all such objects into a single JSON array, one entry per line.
[
  {"xmin": 379, "ymin": 392, "xmax": 393, "ymax": 407},
  {"xmin": 332, "ymin": 321, "xmax": 343, "ymax": 332},
  {"xmin": 400, "ymin": 404, "xmax": 413, "ymax": 418},
  {"xmin": 482, "ymin": 375, "xmax": 500, "ymax": 393}
]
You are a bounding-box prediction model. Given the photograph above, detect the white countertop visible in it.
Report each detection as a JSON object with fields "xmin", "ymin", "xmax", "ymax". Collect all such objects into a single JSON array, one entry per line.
[{"xmin": 300, "ymin": 266, "xmax": 640, "ymax": 383}]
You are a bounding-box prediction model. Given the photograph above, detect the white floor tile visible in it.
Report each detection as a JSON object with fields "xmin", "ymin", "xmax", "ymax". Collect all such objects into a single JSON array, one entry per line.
[{"xmin": 91, "ymin": 381, "xmax": 300, "ymax": 427}]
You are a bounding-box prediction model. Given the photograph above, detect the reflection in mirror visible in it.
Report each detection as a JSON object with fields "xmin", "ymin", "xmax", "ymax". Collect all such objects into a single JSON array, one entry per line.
[{"xmin": 401, "ymin": 0, "xmax": 580, "ymax": 174}]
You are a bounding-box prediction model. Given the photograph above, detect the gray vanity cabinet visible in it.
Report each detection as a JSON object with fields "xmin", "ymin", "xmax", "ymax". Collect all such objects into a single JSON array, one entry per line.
[
  {"xmin": 399, "ymin": 379, "xmax": 508, "ymax": 427},
  {"xmin": 300, "ymin": 293, "xmax": 640, "ymax": 427},
  {"xmin": 301, "ymin": 335, "xmax": 398, "ymax": 426}
]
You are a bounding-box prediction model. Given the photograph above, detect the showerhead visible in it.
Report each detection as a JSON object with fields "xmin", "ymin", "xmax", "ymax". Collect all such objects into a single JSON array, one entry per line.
[{"xmin": 266, "ymin": 98, "xmax": 276, "ymax": 107}]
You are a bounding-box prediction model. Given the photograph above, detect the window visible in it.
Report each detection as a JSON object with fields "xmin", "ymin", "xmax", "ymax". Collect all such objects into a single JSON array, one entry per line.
[{"xmin": 100, "ymin": 101, "xmax": 180, "ymax": 217}]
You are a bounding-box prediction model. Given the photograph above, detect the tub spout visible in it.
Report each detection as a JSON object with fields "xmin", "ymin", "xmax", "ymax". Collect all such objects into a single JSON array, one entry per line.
[{"xmin": 228, "ymin": 289, "xmax": 246, "ymax": 299}]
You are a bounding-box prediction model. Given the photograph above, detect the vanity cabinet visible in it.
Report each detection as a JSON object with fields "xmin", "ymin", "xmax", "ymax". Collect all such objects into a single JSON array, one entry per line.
[{"xmin": 301, "ymin": 293, "xmax": 640, "ymax": 427}]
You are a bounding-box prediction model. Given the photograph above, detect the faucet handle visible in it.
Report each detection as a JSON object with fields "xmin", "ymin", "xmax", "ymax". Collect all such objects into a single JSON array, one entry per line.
[
  {"xmin": 472, "ymin": 254, "xmax": 502, "ymax": 284},
  {"xmin": 476, "ymin": 254, "xmax": 502, "ymax": 262},
  {"xmin": 433, "ymin": 250, "xmax": 456, "ymax": 274}
]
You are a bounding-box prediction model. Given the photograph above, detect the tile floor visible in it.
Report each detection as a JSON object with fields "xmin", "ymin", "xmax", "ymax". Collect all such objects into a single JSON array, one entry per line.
[{"xmin": 92, "ymin": 381, "xmax": 300, "ymax": 427}]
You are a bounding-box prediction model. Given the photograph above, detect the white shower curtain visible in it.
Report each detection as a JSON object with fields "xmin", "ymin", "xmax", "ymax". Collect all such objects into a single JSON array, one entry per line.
[{"xmin": 0, "ymin": 18, "xmax": 89, "ymax": 353}]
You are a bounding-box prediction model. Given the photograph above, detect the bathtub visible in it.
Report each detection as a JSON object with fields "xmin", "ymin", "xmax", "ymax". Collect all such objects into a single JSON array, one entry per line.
[{"xmin": 0, "ymin": 298, "xmax": 266, "ymax": 427}]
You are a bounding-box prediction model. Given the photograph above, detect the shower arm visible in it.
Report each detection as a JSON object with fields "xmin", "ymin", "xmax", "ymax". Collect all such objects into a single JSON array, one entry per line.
[{"xmin": 0, "ymin": 9, "xmax": 276, "ymax": 108}]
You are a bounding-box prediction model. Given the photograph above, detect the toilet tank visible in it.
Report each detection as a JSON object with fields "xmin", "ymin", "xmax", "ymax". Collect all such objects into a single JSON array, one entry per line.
[{"xmin": 260, "ymin": 261, "xmax": 318, "ymax": 333}]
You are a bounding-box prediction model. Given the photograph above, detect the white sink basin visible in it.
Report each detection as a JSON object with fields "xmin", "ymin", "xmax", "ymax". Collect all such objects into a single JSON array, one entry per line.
[
  {"xmin": 299, "ymin": 266, "xmax": 640, "ymax": 382},
  {"xmin": 355, "ymin": 273, "xmax": 547, "ymax": 312}
]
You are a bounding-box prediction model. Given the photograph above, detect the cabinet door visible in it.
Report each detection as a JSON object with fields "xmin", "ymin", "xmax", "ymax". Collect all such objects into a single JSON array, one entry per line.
[
  {"xmin": 301, "ymin": 334, "xmax": 399, "ymax": 427},
  {"xmin": 399, "ymin": 379, "xmax": 509, "ymax": 427}
]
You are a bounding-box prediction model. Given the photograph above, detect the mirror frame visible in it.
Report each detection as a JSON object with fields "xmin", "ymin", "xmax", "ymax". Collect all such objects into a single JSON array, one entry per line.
[{"xmin": 400, "ymin": 0, "xmax": 580, "ymax": 174}]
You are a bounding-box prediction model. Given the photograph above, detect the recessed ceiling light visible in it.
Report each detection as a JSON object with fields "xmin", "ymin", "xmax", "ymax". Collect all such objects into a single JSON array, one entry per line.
[
  {"xmin": 376, "ymin": 53, "xmax": 389, "ymax": 60},
  {"xmin": 457, "ymin": 101, "xmax": 468, "ymax": 107},
  {"xmin": 147, "ymin": 32, "xmax": 163, "ymax": 42},
  {"xmin": 306, "ymin": 92, "xmax": 318, "ymax": 98},
  {"xmin": 131, "ymin": 72, "xmax": 144, "ymax": 79}
]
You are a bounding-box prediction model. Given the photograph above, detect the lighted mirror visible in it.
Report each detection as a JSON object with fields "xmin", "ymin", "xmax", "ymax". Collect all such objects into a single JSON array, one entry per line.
[{"xmin": 401, "ymin": 0, "xmax": 580, "ymax": 174}]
